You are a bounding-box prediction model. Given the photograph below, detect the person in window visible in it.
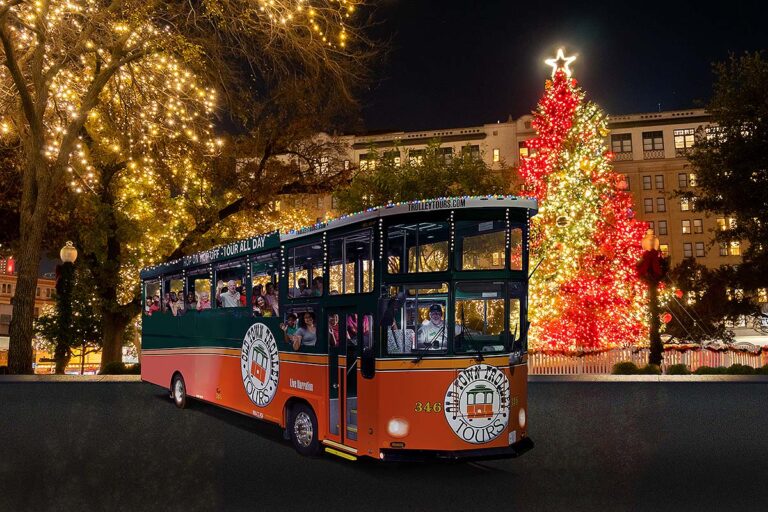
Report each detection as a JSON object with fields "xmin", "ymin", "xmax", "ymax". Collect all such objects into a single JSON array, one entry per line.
[
  {"xmin": 265, "ymin": 282, "xmax": 279, "ymax": 316},
  {"xmin": 236, "ymin": 285, "xmax": 246, "ymax": 306},
  {"xmin": 186, "ymin": 292, "xmax": 197, "ymax": 310},
  {"xmin": 197, "ymin": 291, "xmax": 211, "ymax": 310},
  {"xmin": 387, "ymin": 319, "xmax": 414, "ymax": 354},
  {"xmin": 147, "ymin": 294, "xmax": 161, "ymax": 316},
  {"xmin": 218, "ymin": 280, "xmax": 241, "ymax": 307},
  {"xmin": 328, "ymin": 313, "xmax": 341, "ymax": 347},
  {"xmin": 162, "ymin": 292, "xmax": 171, "ymax": 313},
  {"xmin": 289, "ymin": 277, "xmax": 308, "ymax": 298},
  {"xmin": 290, "ymin": 311, "xmax": 317, "ymax": 350},
  {"xmin": 417, "ymin": 304, "xmax": 459, "ymax": 350},
  {"xmin": 280, "ymin": 312, "xmax": 299, "ymax": 344},
  {"xmin": 169, "ymin": 292, "xmax": 183, "ymax": 316},
  {"xmin": 253, "ymin": 295, "xmax": 273, "ymax": 317},
  {"xmin": 310, "ymin": 276, "xmax": 323, "ymax": 297}
]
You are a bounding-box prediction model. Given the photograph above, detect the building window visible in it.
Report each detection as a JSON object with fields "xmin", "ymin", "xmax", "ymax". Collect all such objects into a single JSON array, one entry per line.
[
  {"xmin": 331, "ymin": 196, "xmax": 339, "ymax": 209},
  {"xmin": 624, "ymin": 176, "xmax": 631, "ymax": 190},
  {"xmin": 683, "ymin": 243, "xmax": 693, "ymax": 258},
  {"xmin": 611, "ymin": 133, "xmax": 632, "ymax": 153},
  {"xmin": 343, "ymin": 159, "xmax": 350, "ymax": 170},
  {"xmin": 758, "ymin": 288, "xmax": 768, "ymax": 303},
  {"xmin": 656, "ymin": 197, "xmax": 666, "ymax": 212},
  {"xmin": 36, "ymin": 287, "xmax": 40, "ymax": 297},
  {"xmin": 643, "ymin": 198, "xmax": 653, "ymax": 213},
  {"xmin": 695, "ymin": 242, "xmax": 705, "ymax": 258},
  {"xmin": 461, "ymin": 145, "xmax": 481, "ymax": 160},
  {"xmin": 655, "ymin": 175, "xmax": 664, "ymax": 189},
  {"xmin": 719, "ymin": 243, "xmax": 728, "ymax": 256},
  {"xmin": 674, "ymin": 128, "xmax": 695, "ymax": 154},
  {"xmin": 678, "ymin": 173, "xmax": 688, "ymax": 188},
  {"xmin": 658, "ymin": 220, "xmax": 668, "ymax": 236},
  {"xmin": 660, "ymin": 244, "xmax": 669, "ymax": 257},
  {"xmin": 492, "ymin": 148, "xmax": 500, "ymax": 162},
  {"xmin": 717, "ymin": 218, "xmax": 726, "ymax": 231},
  {"xmin": 518, "ymin": 141, "xmax": 528, "ymax": 158},
  {"xmin": 680, "ymin": 198, "xmax": 690, "ymax": 211},
  {"xmin": 693, "ymin": 219, "xmax": 703, "ymax": 234},
  {"xmin": 408, "ymin": 149, "xmax": 425, "ymax": 166},
  {"xmin": 682, "ymin": 220, "xmax": 691, "ymax": 234},
  {"xmin": 729, "ymin": 241, "xmax": 741, "ymax": 256},
  {"xmin": 647, "ymin": 221, "xmax": 654, "ymax": 232},
  {"xmin": 642, "ymin": 175, "xmax": 652, "ymax": 190},
  {"xmin": 689, "ymin": 173, "xmax": 698, "ymax": 186},
  {"xmin": 642, "ymin": 131, "xmax": 664, "ymax": 150}
]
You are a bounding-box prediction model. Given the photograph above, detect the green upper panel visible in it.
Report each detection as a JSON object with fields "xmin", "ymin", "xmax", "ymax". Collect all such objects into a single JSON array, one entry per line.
[{"xmin": 139, "ymin": 195, "xmax": 537, "ymax": 280}]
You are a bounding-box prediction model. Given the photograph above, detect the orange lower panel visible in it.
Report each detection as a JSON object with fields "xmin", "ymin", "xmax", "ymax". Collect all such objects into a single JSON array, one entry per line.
[{"xmin": 142, "ymin": 350, "xmax": 529, "ymax": 457}]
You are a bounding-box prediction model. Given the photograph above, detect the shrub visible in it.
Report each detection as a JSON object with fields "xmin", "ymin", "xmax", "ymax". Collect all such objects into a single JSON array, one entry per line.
[
  {"xmin": 637, "ymin": 364, "xmax": 662, "ymax": 375},
  {"xmin": 693, "ymin": 366, "xmax": 728, "ymax": 375},
  {"xmin": 125, "ymin": 363, "xmax": 141, "ymax": 375},
  {"xmin": 0, "ymin": 366, "xmax": 8, "ymax": 375},
  {"xmin": 612, "ymin": 361, "xmax": 638, "ymax": 375},
  {"xmin": 726, "ymin": 364, "xmax": 756, "ymax": 375},
  {"xmin": 666, "ymin": 364, "xmax": 690, "ymax": 375},
  {"xmin": 757, "ymin": 364, "xmax": 768, "ymax": 375},
  {"xmin": 99, "ymin": 362, "xmax": 127, "ymax": 375}
]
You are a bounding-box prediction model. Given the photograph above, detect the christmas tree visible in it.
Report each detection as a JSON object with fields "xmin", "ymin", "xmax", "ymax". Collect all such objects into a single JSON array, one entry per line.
[{"xmin": 520, "ymin": 49, "xmax": 648, "ymax": 351}]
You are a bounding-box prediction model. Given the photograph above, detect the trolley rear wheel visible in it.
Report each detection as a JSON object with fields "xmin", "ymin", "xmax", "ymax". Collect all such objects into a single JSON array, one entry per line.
[{"xmin": 289, "ymin": 403, "xmax": 320, "ymax": 456}]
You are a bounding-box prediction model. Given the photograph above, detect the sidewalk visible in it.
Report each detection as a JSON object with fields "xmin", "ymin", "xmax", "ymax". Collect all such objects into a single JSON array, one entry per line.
[
  {"xmin": 0, "ymin": 375, "xmax": 142, "ymax": 382},
  {"xmin": 1, "ymin": 374, "xmax": 767, "ymax": 383}
]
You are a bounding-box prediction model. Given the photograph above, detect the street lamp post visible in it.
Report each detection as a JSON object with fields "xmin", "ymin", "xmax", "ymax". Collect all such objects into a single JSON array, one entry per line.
[
  {"xmin": 637, "ymin": 230, "xmax": 666, "ymax": 367},
  {"xmin": 54, "ymin": 242, "xmax": 77, "ymax": 374}
]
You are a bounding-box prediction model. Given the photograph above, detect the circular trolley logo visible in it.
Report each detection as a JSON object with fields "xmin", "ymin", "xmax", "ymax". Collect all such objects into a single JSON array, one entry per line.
[
  {"xmin": 444, "ymin": 364, "xmax": 510, "ymax": 444},
  {"xmin": 240, "ymin": 323, "xmax": 280, "ymax": 407}
]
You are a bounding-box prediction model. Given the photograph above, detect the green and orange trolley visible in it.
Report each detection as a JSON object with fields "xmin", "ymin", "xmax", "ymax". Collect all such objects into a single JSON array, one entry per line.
[{"xmin": 141, "ymin": 196, "xmax": 536, "ymax": 461}]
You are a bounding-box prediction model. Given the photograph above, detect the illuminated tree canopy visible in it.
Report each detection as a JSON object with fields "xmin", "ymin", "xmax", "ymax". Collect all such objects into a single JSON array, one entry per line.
[{"xmin": 519, "ymin": 62, "xmax": 648, "ymax": 351}]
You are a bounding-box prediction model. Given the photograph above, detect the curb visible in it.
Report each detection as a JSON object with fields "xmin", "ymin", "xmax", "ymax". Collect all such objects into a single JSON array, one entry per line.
[
  {"xmin": 0, "ymin": 375, "xmax": 142, "ymax": 382},
  {"xmin": 528, "ymin": 375, "xmax": 768, "ymax": 382}
]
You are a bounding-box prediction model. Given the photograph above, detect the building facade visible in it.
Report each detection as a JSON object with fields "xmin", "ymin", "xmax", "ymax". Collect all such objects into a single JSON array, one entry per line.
[{"xmin": 300, "ymin": 109, "xmax": 736, "ymax": 271}]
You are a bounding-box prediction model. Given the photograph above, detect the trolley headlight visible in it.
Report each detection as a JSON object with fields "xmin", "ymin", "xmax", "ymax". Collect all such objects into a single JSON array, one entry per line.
[
  {"xmin": 518, "ymin": 407, "xmax": 526, "ymax": 429},
  {"xmin": 387, "ymin": 417, "xmax": 409, "ymax": 438}
]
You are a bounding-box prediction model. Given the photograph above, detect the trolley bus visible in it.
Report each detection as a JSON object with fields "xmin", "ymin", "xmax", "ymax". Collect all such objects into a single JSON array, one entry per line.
[{"xmin": 141, "ymin": 196, "xmax": 537, "ymax": 461}]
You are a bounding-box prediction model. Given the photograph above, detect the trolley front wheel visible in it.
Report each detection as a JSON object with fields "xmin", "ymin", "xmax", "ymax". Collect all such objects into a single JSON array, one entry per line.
[{"xmin": 171, "ymin": 373, "xmax": 187, "ymax": 409}]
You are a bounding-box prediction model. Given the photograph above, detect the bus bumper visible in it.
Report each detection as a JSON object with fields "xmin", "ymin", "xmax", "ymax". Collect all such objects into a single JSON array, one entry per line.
[{"xmin": 379, "ymin": 436, "xmax": 534, "ymax": 462}]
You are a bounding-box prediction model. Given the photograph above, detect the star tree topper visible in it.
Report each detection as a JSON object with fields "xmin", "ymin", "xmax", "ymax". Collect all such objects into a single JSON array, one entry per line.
[{"xmin": 545, "ymin": 48, "xmax": 577, "ymax": 77}]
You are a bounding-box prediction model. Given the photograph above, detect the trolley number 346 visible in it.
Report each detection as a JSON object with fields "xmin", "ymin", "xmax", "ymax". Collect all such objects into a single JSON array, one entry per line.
[{"xmin": 414, "ymin": 401, "xmax": 442, "ymax": 413}]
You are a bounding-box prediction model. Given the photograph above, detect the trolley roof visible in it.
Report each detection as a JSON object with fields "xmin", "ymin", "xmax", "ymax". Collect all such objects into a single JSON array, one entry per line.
[{"xmin": 140, "ymin": 195, "xmax": 537, "ymax": 280}]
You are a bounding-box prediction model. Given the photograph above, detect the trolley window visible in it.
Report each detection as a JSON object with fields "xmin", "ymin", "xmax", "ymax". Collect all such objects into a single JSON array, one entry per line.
[
  {"xmin": 280, "ymin": 305, "xmax": 321, "ymax": 353},
  {"xmin": 384, "ymin": 283, "xmax": 450, "ymax": 355},
  {"xmin": 287, "ymin": 242, "xmax": 324, "ymax": 298},
  {"xmin": 162, "ymin": 275, "xmax": 185, "ymax": 316},
  {"xmin": 214, "ymin": 259, "xmax": 247, "ymax": 308},
  {"xmin": 186, "ymin": 268, "xmax": 211, "ymax": 311},
  {"xmin": 251, "ymin": 250, "xmax": 280, "ymax": 317},
  {"xmin": 143, "ymin": 280, "xmax": 161, "ymax": 316},
  {"xmin": 454, "ymin": 281, "xmax": 506, "ymax": 354},
  {"xmin": 387, "ymin": 221, "xmax": 450, "ymax": 274},
  {"xmin": 328, "ymin": 229, "xmax": 374, "ymax": 295},
  {"xmin": 455, "ymin": 219, "xmax": 506, "ymax": 270},
  {"xmin": 510, "ymin": 226, "xmax": 524, "ymax": 271}
]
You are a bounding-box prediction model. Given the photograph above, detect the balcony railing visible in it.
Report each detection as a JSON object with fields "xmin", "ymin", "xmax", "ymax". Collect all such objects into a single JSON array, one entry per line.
[
  {"xmin": 643, "ymin": 149, "xmax": 665, "ymax": 160},
  {"xmin": 612, "ymin": 151, "xmax": 633, "ymax": 161},
  {"xmin": 675, "ymin": 147, "xmax": 692, "ymax": 157}
]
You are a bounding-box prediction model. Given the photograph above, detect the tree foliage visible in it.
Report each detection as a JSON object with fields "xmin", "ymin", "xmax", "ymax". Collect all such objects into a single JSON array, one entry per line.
[
  {"xmin": 0, "ymin": 0, "xmax": 376, "ymax": 372},
  {"xmin": 663, "ymin": 258, "xmax": 753, "ymax": 342},
  {"xmin": 333, "ymin": 141, "xmax": 509, "ymax": 213},
  {"xmin": 686, "ymin": 52, "xmax": 768, "ymax": 297}
]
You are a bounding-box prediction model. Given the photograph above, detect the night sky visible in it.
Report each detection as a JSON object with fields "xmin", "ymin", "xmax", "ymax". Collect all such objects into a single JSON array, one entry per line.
[{"xmin": 360, "ymin": 0, "xmax": 768, "ymax": 133}]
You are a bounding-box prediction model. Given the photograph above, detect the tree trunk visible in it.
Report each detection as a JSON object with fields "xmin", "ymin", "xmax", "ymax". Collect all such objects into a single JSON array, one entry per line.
[
  {"xmin": 54, "ymin": 344, "xmax": 72, "ymax": 375},
  {"xmin": 7, "ymin": 211, "xmax": 47, "ymax": 374},
  {"xmin": 100, "ymin": 310, "xmax": 131, "ymax": 369}
]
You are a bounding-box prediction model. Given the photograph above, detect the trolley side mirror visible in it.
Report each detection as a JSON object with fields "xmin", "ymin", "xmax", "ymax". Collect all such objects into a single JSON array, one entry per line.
[{"xmin": 361, "ymin": 346, "xmax": 375, "ymax": 379}]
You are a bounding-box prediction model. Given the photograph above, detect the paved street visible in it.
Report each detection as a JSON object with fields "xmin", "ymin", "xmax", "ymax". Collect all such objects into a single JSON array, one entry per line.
[{"xmin": 1, "ymin": 381, "xmax": 766, "ymax": 511}]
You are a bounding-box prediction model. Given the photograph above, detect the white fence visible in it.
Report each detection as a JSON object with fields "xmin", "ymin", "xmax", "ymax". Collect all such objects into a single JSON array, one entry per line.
[{"xmin": 528, "ymin": 347, "xmax": 768, "ymax": 375}]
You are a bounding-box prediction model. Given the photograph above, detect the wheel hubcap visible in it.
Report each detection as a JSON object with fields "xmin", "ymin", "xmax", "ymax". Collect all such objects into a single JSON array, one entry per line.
[
  {"xmin": 174, "ymin": 379, "xmax": 184, "ymax": 403},
  {"xmin": 294, "ymin": 412, "xmax": 314, "ymax": 448}
]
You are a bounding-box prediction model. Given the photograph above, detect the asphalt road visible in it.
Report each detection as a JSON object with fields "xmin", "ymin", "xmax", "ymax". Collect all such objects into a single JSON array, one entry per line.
[{"xmin": 1, "ymin": 381, "xmax": 766, "ymax": 512}]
